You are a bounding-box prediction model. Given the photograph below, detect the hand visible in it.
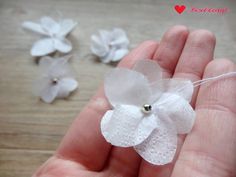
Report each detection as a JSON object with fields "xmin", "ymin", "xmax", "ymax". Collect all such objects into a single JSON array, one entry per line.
[{"xmin": 33, "ymin": 26, "xmax": 236, "ymax": 177}]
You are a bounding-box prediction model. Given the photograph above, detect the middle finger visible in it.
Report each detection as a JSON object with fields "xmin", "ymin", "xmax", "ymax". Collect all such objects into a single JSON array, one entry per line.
[{"xmin": 139, "ymin": 29, "xmax": 216, "ymax": 177}]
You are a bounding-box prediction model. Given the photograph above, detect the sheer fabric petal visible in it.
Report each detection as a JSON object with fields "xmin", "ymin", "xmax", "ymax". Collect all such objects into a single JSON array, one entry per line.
[
  {"xmin": 134, "ymin": 114, "xmax": 177, "ymax": 165},
  {"xmin": 40, "ymin": 16, "xmax": 60, "ymax": 35},
  {"xmin": 33, "ymin": 76, "xmax": 50, "ymax": 97},
  {"xmin": 57, "ymin": 78, "xmax": 78, "ymax": 98},
  {"xmin": 22, "ymin": 21, "xmax": 48, "ymax": 35},
  {"xmin": 91, "ymin": 35, "xmax": 109, "ymax": 57},
  {"xmin": 31, "ymin": 38, "xmax": 55, "ymax": 56},
  {"xmin": 104, "ymin": 68, "xmax": 152, "ymax": 107},
  {"xmin": 154, "ymin": 93, "xmax": 195, "ymax": 134},
  {"xmin": 99, "ymin": 30, "xmax": 111, "ymax": 44},
  {"xmin": 133, "ymin": 59, "xmax": 163, "ymax": 102},
  {"xmin": 49, "ymin": 59, "xmax": 72, "ymax": 78},
  {"xmin": 101, "ymin": 48, "xmax": 116, "ymax": 63},
  {"xmin": 110, "ymin": 28, "xmax": 129, "ymax": 46},
  {"xmin": 59, "ymin": 19, "xmax": 77, "ymax": 37},
  {"xmin": 153, "ymin": 78, "xmax": 194, "ymax": 102},
  {"xmin": 133, "ymin": 59, "xmax": 162, "ymax": 84},
  {"xmin": 112, "ymin": 48, "xmax": 129, "ymax": 62},
  {"xmin": 41, "ymin": 85, "xmax": 59, "ymax": 103},
  {"xmin": 39, "ymin": 56, "xmax": 54, "ymax": 71},
  {"xmin": 101, "ymin": 105, "xmax": 157, "ymax": 147},
  {"xmin": 54, "ymin": 38, "xmax": 72, "ymax": 53}
]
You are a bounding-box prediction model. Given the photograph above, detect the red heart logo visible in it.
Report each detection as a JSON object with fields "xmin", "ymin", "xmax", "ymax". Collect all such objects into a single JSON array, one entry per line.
[{"xmin": 174, "ymin": 5, "xmax": 186, "ymax": 14}]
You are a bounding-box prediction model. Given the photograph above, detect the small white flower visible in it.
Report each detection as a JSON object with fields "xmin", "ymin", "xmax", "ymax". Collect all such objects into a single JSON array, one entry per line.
[
  {"xmin": 101, "ymin": 59, "xmax": 196, "ymax": 165},
  {"xmin": 22, "ymin": 16, "xmax": 77, "ymax": 56},
  {"xmin": 91, "ymin": 28, "xmax": 129, "ymax": 63},
  {"xmin": 34, "ymin": 55, "xmax": 78, "ymax": 103}
]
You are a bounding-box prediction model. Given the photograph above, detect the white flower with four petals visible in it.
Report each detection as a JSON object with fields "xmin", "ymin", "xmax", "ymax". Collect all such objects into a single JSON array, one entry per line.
[
  {"xmin": 101, "ymin": 59, "xmax": 196, "ymax": 165},
  {"xmin": 34, "ymin": 55, "xmax": 78, "ymax": 103},
  {"xmin": 22, "ymin": 16, "xmax": 77, "ymax": 56},
  {"xmin": 91, "ymin": 28, "xmax": 129, "ymax": 63}
]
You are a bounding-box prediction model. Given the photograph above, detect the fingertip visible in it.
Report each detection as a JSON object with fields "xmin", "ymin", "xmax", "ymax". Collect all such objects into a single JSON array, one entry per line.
[
  {"xmin": 153, "ymin": 25, "xmax": 189, "ymax": 77},
  {"xmin": 204, "ymin": 58, "xmax": 235, "ymax": 77},
  {"xmin": 196, "ymin": 58, "xmax": 236, "ymax": 113},
  {"xmin": 188, "ymin": 29, "xmax": 216, "ymax": 49},
  {"xmin": 165, "ymin": 25, "xmax": 189, "ymax": 40}
]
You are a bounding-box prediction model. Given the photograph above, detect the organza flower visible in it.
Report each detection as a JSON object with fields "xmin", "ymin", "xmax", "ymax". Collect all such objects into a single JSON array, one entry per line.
[
  {"xmin": 34, "ymin": 55, "xmax": 78, "ymax": 103},
  {"xmin": 90, "ymin": 28, "xmax": 129, "ymax": 63},
  {"xmin": 22, "ymin": 16, "xmax": 77, "ymax": 56},
  {"xmin": 101, "ymin": 59, "xmax": 196, "ymax": 165}
]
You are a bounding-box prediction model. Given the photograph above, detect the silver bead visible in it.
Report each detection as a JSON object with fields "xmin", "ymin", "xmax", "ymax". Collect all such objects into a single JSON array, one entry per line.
[
  {"xmin": 52, "ymin": 78, "xmax": 59, "ymax": 85},
  {"xmin": 142, "ymin": 104, "xmax": 152, "ymax": 114}
]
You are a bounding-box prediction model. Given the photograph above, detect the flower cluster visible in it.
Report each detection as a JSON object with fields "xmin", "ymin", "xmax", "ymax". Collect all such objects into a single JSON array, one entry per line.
[{"xmin": 23, "ymin": 16, "xmax": 129, "ymax": 103}]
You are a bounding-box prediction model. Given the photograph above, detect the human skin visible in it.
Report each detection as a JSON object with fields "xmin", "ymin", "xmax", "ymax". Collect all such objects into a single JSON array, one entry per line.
[{"xmin": 32, "ymin": 25, "xmax": 236, "ymax": 177}]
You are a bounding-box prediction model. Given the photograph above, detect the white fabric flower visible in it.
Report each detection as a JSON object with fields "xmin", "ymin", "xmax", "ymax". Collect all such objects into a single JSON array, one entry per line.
[
  {"xmin": 34, "ymin": 55, "xmax": 78, "ymax": 103},
  {"xmin": 22, "ymin": 16, "xmax": 77, "ymax": 56},
  {"xmin": 101, "ymin": 59, "xmax": 196, "ymax": 165},
  {"xmin": 90, "ymin": 28, "xmax": 129, "ymax": 63}
]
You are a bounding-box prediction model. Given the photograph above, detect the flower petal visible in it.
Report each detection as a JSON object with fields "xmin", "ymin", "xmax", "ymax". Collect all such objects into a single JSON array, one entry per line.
[
  {"xmin": 22, "ymin": 21, "xmax": 48, "ymax": 35},
  {"xmin": 100, "ymin": 48, "xmax": 116, "ymax": 63},
  {"xmin": 101, "ymin": 105, "xmax": 157, "ymax": 147},
  {"xmin": 54, "ymin": 38, "xmax": 72, "ymax": 53},
  {"xmin": 154, "ymin": 93, "xmax": 196, "ymax": 134},
  {"xmin": 33, "ymin": 75, "xmax": 50, "ymax": 97},
  {"xmin": 39, "ymin": 56, "xmax": 54, "ymax": 70},
  {"xmin": 99, "ymin": 30, "xmax": 112, "ymax": 44},
  {"xmin": 31, "ymin": 38, "xmax": 55, "ymax": 56},
  {"xmin": 110, "ymin": 28, "xmax": 129, "ymax": 46},
  {"xmin": 133, "ymin": 59, "xmax": 163, "ymax": 103},
  {"xmin": 104, "ymin": 68, "xmax": 152, "ymax": 107},
  {"xmin": 39, "ymin": 55, "xmax": 73, "ymax": 80},
  {"xmin": 134, "ymin": 128, "xmax": 177, "ymax": 165},
  {"xmin": 57, "ymin": 78, "xmax": 78, "ymax": 98},
  {"xmin": 133, "ymin": 59, "xmax": 162, "ymax": 84},
  {"xmin": 112, "ymin": 48, "xmax": 129, "ymax": 62},
  {"xmin": 59, "ymin": 19, "xmax": 77, "ymax": 37},
  {"xmin": 41, "ymin": 16, "xmax": 60, "ymax": 35},
  {"xmin": 153, "ymin": 78, "xmax": 194, "ymax": 102},
  {"xmin": 91, "ymin": 34, "xmax": 109, "ymax": 57},
  {"xmin": 49, "ymin": 58, "xmax": 73, "ymax": 79},
  {"xmin": 40, "ymin": 85, "xmax": 59, "ymax": 103},
  {"xmin": 134, "ymin": 114, "xmax": 177, "ymax": 165}
]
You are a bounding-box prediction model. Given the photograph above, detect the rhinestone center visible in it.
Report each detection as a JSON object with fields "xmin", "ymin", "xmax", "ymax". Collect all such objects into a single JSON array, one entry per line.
[
  {"xmin": 142, "ymin": 104, "xmax": 152, "ymax": 114},
  {"xmin": 52, "ymin": 78, "xmax": 59, "ymax": 85}
]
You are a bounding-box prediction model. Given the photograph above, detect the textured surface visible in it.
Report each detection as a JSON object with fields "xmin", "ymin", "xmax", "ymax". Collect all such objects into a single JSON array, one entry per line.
[
  {"xmin": 101, "ymin": 105, "xmax": 157, "ymax": 147},
  {"xmin": 0, "ymin": 0, "xmax": 236, "ymax": 176}
]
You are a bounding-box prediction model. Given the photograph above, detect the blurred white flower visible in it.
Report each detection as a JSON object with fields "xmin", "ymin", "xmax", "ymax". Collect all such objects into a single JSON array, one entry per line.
[
  {"xmin": 34, "ymin": 55, "xmax": 78, "ymax": 103},
  {"xmin": 22, "ymin": 16, "xmax": 77, "ymax": 57},
  {"xmin": 91, "ymin": 28, "xmax": 129, "ymax": 63}
]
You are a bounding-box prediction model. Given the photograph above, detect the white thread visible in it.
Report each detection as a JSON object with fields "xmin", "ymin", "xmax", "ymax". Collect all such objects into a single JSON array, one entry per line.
[
  {"xmin": 155, "ymin": 71, "xmax": 236, "ymax": 106},
  {"xmin": 192, "ymin": 72, "xmax": 236, "ymax": 87},
  {"xmin": 172, "ymin": 71, "xmax": 236, "ymax": 94}
]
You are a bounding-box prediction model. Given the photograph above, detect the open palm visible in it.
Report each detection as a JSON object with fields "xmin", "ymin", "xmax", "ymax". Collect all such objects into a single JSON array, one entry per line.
[{"xmin": 33, "ymin": 26, "xmax": 236, "ymax": 177}]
